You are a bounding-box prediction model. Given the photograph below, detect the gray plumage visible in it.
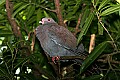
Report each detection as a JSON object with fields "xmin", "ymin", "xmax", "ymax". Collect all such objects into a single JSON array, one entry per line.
[
  {"xmin": 36, "ymin": 18, "xmax": 84, "ymax": 57},
  {"xmin": 35, "ymin": 18, "xmax": 101, "ymax": 75}
]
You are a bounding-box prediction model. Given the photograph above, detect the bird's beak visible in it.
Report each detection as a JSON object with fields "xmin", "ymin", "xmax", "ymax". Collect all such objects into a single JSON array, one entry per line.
[{"xmin": 39, "ymin": 21, "xmax": 42, "ymax": 24}]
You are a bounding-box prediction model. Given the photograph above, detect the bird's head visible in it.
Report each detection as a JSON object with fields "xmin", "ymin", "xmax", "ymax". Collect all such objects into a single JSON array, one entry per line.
[{"xmin": 39, "ymin": 18, "xmax": 56, "ymax": 24}]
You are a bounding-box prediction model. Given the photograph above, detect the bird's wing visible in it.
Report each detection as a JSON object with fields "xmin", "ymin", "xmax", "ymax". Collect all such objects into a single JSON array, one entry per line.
[{"xmin": 47, "ymin": 24, "xmax": 77, "ymax": 51}]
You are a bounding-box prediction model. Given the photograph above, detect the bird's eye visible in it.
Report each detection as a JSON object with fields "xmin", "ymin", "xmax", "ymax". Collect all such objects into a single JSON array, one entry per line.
[{"xmin": 48, "ymin": 19, "xmax": 51, "ymax": 21}]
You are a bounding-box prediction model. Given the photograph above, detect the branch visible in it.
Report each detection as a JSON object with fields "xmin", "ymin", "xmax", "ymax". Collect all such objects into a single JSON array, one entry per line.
[
  {"xmin": 100, "ymin": 51, "xmax": 120, "ymax": 58},
  {"xmin": 89, "ymin": 34, "xmax": 95, "ymax": 53},
  {"xmin": 54, "ymin": 0, "xmax": 66, "ymax": 27},
  {"xmin": 98, "ymin": 51, "xmax": 120, "ymax": 64},
  {"xmin": 74, "ymin": 14, "xmax": 82, "ymax": 35},
  {"xmin": 6, "ymin": 0, "xmax": 47, "ymax": 78},
  {"xmin": 6, "ymin": 0, "xmax": 23, "ymax": 41},
  {"xmin": 40, "ymin": 6, "xmax": 56, "ymax": 12}
]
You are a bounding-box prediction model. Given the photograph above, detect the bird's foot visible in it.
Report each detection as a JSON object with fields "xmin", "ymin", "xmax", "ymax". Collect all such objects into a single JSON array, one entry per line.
[{"xmin": 52, "ymin": 56, "xmax": 60, "ymax": 64}]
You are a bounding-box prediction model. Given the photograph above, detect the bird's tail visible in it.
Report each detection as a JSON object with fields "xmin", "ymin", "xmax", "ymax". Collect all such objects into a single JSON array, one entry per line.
[{"xmin": 73, "ymin": 43, "xmax": 102, "ymax": 76}]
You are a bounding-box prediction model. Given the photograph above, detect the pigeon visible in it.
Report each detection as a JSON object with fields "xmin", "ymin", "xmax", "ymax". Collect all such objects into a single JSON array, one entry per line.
[
  {"xmin": 35, "ymin": 18, "xmax": 101, "ymax": 76},
  {"xmin": 36, "ymin": 18, "xmax": 85, "ymax": 63}
]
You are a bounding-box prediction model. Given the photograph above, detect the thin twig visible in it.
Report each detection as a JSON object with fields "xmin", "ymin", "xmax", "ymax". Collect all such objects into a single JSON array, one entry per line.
[
  {"xmin": 31, "ymin": 31, "xmax": 36, "ymax": 52},
  {"xmin": 74, "ymin": 14, "xmax": 82, "ymax": 35},
  {"xmin": 6, "ymin": 0, "xmax": 23, "ymax": 41},
  {"xmin": 98, "ymin": 59, "xmax": 120, "ymax": 64},
  {"xmin": 101, "ymin": 69, "xmax": 120, "ymax": 71},
  {"xmin": 40, "ymin": 6, "xmax": 56, "ymax": 12},
  {"xmin": 54, "ymin": 0, "xmax": 66, "ymax": 27},
  {"xmin": 107, "ymin": 55, "xmax": 119, "ymax": 80},
  {"xmin": 100, "ymin": 51, "xmax": 120, "ymax": 58},
  {"xmin": 89, "ymin": 34, "xmax": 95, "ymax": 53}
]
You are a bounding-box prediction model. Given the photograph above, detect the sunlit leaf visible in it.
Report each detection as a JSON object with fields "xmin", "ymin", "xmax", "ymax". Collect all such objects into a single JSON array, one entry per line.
[
  {"xmin": 0, "ymin": 0, "xmax": 5, "ymax": 6},
  {"xmin": 0, "ymin": 26, "xmax": 5, "ymax": 29},
  {"xmin": 12, "ymin": 4, "xmax": 29, "ymax": 17},
  {"xmin": 44, "ymin": 10, "xmax": 50, "ymax": 17},
  {"xmin": 116, "ymin": 0, "xmax": 120, "ymax": 3},
  {"xmin": 92, "ymin": 0, "xmax": 100, "ymax": 8},
  {"xmin": 98, "ymin": 0, "xmax": 110, "ymax": 11},
  {"xmin": 100, "ymin": 4, "xmax": 120, "ymax": 16}
]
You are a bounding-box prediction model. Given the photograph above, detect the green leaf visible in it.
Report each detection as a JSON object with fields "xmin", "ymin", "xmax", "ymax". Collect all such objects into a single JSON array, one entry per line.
[
  {"xmin": 0, "ymin": 26, "xmax": 5, "ymax": 29},
  {"xmin": 99, "ymin": 5, "xmax": 110, "ymax": 13},
  {"xmin": 80, "ymin": 41, "xmax": 108, "ymax": 74},
  {"xmin": 44, "ymin": 10, "xmax": 50, "ymax": 17},
  {"xmin": 27, "ymin": 5, "xmax": 35, "ymax": 20},
  {"xmin": 0, "ymin": 30, "xmax": 12, "ymax": 36},
  {"xmin": 77, "ymin": 12, "xmax": 94, "ymax": 44},
  {"xmin": 100, "ymin": 4, "xmax": 120, "ymax": 16},
  {"xmin": 14, "ymin": 55, "xmax": 31, "ymax": 69},
  {"xmin": 0, "ymin": 0, "xmax": 5, "ymax": 6},
  {"xmin": 116, "ymin": 0, "xmax": 120, "ymax": 3},
  {"xmin": 7, "ymin": 42, "xmax": 14, "ymax": 58},
  {"xmin": 12, "ymin": 4, "xmax": 29, "ymax": 17},
  {"xmin": 0, "ymin": 14, "xmax": 4, "ymax": 20},
  {"xmin": 98, "ymin": 0, "xmax": 110, "ymax": 11},
  {"xmin": 98, "ymin": 22, "xmax": 103, "ymax": 35},
  {"xmin": 37, "ymin": 9, "xmax": 43, "ymax": 26},
  {"xmin": 72, "ymin": 0, "xmax": 82, "ymax": 14},
  {"xmin": 27, "ymin": 16, "xmax": 36, "ymax": 25},
  {"xmin": 92, "ymin": 0, "xmax": 100, "ymax": 8},
  {"xmin": 79, "ymin": 9, "xmax": 90, "ymax": 28},
  {"xmin": 0, "ymin": 66, "xmax": 11, "ymax": 79},
  {"xmin": 13, "ymin": 2, "xmax": 23, "ymax": 10}
]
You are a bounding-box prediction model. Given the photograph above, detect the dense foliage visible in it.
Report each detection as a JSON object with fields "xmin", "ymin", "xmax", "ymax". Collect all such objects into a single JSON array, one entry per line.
[{"xmin": 0, "ymin": 0, "xmax": 120, "ymax": 80}]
